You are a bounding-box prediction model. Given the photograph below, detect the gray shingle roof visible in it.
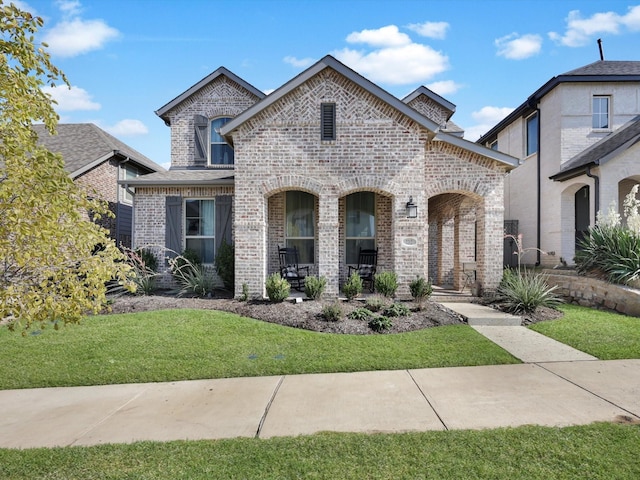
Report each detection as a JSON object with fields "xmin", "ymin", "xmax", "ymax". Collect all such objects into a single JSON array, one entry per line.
[
  {"xmin": 562, "ymin": 60, "xmax": 640, "ymax": 76},
  {"xmin": 32, "ymin": 123, "xmax": 164, "ymax": 178},
  {"xmin": 550, "ymin": 116, "xmax": 640, "ymax": 181},
  {"xmin": 122, "ymin": 168, "xmax": 234, "ymax": 186}
]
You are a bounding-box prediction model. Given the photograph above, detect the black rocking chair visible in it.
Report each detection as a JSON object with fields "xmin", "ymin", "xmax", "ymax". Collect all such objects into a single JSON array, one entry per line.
[
  {"xmin": 348, "ymin": 247, "xmax": 378, "ymax": 292},
  {"xmin": 278, "ymin": 245, "xmax": 309, "ymax": 291}
]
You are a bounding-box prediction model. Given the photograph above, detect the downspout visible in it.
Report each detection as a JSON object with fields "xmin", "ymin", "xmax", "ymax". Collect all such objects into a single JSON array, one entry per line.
[
  {"xmin": 585, "ymin": 165, "xmax": 600, "ymax": 216},
  {"xmin": 527, "ymin": 100, "xmax": 542, "ymax": 266}
]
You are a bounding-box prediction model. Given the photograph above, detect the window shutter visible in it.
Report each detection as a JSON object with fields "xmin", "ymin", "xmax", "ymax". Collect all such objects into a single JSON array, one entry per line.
[
  {"xmin": 321, "ymin": 103, "xmax": 336, "ymax": 141},
  {"xmin": 215, "ymin": 195, "xmax": 233, "ymax": 252},
  {"xmin": 194, "ymin": 115, "xmax": 209, "ymax": 165},
  {"xmin": 165, "ymin": 196, "xmax": 182, "ymax": 257}
]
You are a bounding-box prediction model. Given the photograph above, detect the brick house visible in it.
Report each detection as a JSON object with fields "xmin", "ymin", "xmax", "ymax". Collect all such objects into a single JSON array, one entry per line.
[
  {"xmin": 33, "ymin": 123, "xmax": 165, "ymax": 247},
  {"xmin": 127, "ymin": 55, "xmax": 517, "ymax": 298},
  {"xmin": 478, "ymin": 60, "xmax": 640, "ymax": 267}
]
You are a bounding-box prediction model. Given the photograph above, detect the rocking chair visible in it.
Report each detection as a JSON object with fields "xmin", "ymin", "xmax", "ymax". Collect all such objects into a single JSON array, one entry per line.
[
  {"xmin": 348, "ymin": 247, "xmax": 378, "ymax": 292},
  {"xmin": 278, "ymin": 245, "xmax": 309, "ymax": 291}
]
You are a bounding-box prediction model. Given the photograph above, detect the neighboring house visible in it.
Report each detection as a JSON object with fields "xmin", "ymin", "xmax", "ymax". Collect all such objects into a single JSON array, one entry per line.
[
  {"xmin": 33, "ymin": 123, "xmax": 165, "ymax": 248},
  {"xmin": 478, "ymin": 60, "xmax": 640, "ymax": 267},
  {"xmin": 126, "ymin": 55, "xmax": 517, "ymax": 298}
]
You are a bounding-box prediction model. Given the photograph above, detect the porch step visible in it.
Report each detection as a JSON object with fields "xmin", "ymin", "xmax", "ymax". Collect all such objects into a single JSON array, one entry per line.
[{"xmin": 439, "ymin": 302, "xmax": 522, "ymax": 326}]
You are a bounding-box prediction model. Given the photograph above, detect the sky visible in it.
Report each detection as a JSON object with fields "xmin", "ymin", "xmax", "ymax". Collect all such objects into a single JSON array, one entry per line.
[{"xmin": 15, "ymin": 0, "xmax": 640, "ymax": 169}]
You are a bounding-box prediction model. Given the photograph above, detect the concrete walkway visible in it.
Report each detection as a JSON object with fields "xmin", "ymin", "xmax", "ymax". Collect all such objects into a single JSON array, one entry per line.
[{"xmin": 1, "ymin": 303, "xmax": 638, "ymax": 449}]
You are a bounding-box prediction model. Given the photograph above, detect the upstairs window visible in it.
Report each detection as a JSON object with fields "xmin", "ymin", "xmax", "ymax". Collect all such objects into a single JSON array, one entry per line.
[
  {"xmin": 592, "ymin": 96, "xmax": 610, "ymax": 129},
  {"xmin": 210, "ymin": 117, "xmax": 234, "ymax": 165},
  {"xmin": 321, "ymin": 103, "xmax": 336, "ymax": 141},
  {"xmin": 490, "ymin": 140, "xmax": 498, "ymax": 151},
  {"xmin": 526, "ymin": 113, "xmax": 538, "ymax": 156},
  {"xmin": 120, "ymin": 164, "xmax": 139, "ymax": 204}
]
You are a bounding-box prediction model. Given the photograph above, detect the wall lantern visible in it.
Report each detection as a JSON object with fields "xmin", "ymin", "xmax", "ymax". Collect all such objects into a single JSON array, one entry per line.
[{"xmin": 406, "ymin": 196, "xmax": 418, "ymax": 218}]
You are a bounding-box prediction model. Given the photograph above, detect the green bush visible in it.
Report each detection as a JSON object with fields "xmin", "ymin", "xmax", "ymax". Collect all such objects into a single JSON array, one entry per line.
[
  {"xmin": 575, "ymin": 224, "xmax": 640, "ymax": 287},
  {"xmin": 321, "ymin": 302, "xmax": 343, "ymax": 322},
  {"xmin": 215, "ymin": 240, "xmax": 234, "ymax": 291},
  {"xmin": 125, "ymin": 248, "xmax": 158, "ymax": 295},
  {"xmin": 304, "ymin": 275, "xmax": 327, "ymax": 300},
  {"xmin": 365, "ymin": 295, "xmax": 387, "ymax": 312},
  {"xmin": 239, "ymin": 283, "xmax": 249, "ymax": 302},
  {"xmin": 498, "ymin": 268, "xmax": 563, "ymax": 314},
  {"xmin": 374, "ymin": 271, "xmax": 398, "ymax": 298},
  {"xmin": 171, "ymin": 248, "xmax": 201, "ymax": 279},
  {"xmin": 342, "ymin": 272, "xmax": 363, "ymax": 300},
  {"xmin": 409, "ymin": 276, "xmax": 432, "ymax": 308},
  {"xmin": 383, "ymin": 302, "xmax": 410, "ymax": 317},
  {"xmin": 265, "ymin": 273, "xmax": 290, "ymax": 303},
  {"xmin": 135, "ymin": 248, "xmax": 158, "ymax": 272},
  {"xmin": 347, "ymin": 307, "xmax": 374, "ymax": 320},
  {"xmin": 368, "ymin": 315, "xmax": 393, "ymax": 332}
]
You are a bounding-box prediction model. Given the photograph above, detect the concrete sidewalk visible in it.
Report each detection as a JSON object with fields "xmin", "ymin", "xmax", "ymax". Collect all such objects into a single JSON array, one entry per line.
[{"xmin": 1, "ymin": 360, "xmax": 639, "ymax": 449}]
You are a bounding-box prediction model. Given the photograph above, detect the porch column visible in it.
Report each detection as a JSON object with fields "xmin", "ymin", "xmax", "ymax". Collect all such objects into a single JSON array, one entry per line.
[
  {"xmin": 476, "ymin": 199, "xmax": 504, "ymax": 292},
  {"xmin": 455, "ymin": 202, "xmax": 476, "ymax": 289},
  {"xmin": 234, "ymin": 191, "xmax": 267, "ymax": 300},
  {"xmin": 317, "ymin": 194, "xmax": 340, "ymax": 298},
  {"xmin": 394, "ymin": 195, "xmax": 427, "ymax": 296}
]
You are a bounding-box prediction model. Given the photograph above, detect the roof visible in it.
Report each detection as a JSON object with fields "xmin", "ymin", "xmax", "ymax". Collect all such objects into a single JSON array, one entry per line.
[
  {"xmin": 402, "ymin": 86, "xmax": 456, "ymax": 121},
  {"xmin": 434, "ymin": 131, "xmax": 519, "ymax": 168},
  {"xmin": 33, "ymin": 123, "xmax": 164, "ymax": 178},
  {"xmin": 477, "ymin": 60, "xmax": 640, "ymax": 145},
  {"xmin": 155, "ymin": 67, "xmax": 266, "ymax": 124},
  {"xmin": 219, "ymin": 55, "xmax": 442, "ymax": 143},
  {"xmin": 550, "ymin": 115, "xmax": 640, "ymax": 181},
  {"xmin": 121, "ymin": 168, "xmax": 234, "ymax": 186}
]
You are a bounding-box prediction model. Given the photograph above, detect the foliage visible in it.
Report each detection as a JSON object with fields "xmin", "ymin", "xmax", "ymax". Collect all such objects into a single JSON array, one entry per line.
[
  {"xmin": 215, "ymin": 240, "xmax": 234, "ymax": 291},
  {"xmin": 497, "ymin": 268, "xmax": 563, "ymax": 314},
  {"xmin": 342, "ymin": 272, "xmax": 363, "ymax": 300},
  {"xmin": 0, "ymin": 4, "xmax": 133, "ymax": 331},
  {"xmin": 171, "ymin": 248, "xmax": 201, "ymax": 278},
  {"xmin": 304, "ymin": 275, "xmax": 327, "ymax": 300},
  {"xmin": 365, "ymin": 295, "xmax": 387, "ymax": 312},
  {"xmin": 347, "ymin": 307, "xmax": 374, "ymax": 320},
  {"xmin": 368, "ymin": 315, "xmax": 393, "ymax": 332},
  {"xmin": 135, "ymin": 248, "xmax": 158, "ymax": 272},
  {"xmin": 265, "ymin": 272, "xmax": 290, "ymax": 303},
  {"xmin": 168, "ymin": 254, "xmax": 214, "ymax": 297},
  {"xmin": 374, "ymin": 271, "xmax": 398, "ymax": 298},
  {"xmin": 321, "ymin": 302, "xmax": 343, "ymax": 322},
  {"xmin": 125, "ymin": 249, "xmax": 158, "ymax": 295},
  {"xmin": 383, "ymin": 302, "xmax": 411, "ymax": 317},
  {"xmin": 409, "ymin": 276, "xmax": 432, "ymax": 308},
  {"xmin": 239, "ymin": 283, "xmax": 249, "ymax": 302}
]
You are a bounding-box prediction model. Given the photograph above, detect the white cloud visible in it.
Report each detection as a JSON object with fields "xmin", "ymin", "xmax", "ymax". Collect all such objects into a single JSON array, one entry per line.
[
  {"xmin": 426, "ymin": 80, "xmax": 462, "ymax": 96},
  {"xmin": 102, "ymin": 119, "xmax": 148, "ymax": 137},
  {"xmin": 43, "ymin": 18, "xmax": 120, "ymax": 57},
  {"xmin": 549, "ymin": 5, "xmax": 640, "ymax": 47},
  {"xmin": 346, "ymin": 25, "xmax": 411, "ymax": 47},
  {"xmin": 55, "ymin": 0, "xmax": 82, "ymax": 16},
  {"xmin": 42, "ymin": 85, "xmax": 100, "ymax": 111},
  {"xmin": 495, "ymin": 33, "xmax": 542, "ymax": 59},
  {"xmin": 407, "ymin": 21, "xmax": 449, "ymax": 39},
  {"xmin": 283, "ymin": 56, "xmax": 316, "ymax": 68},
  {"xmin": 463, "ymin": 106, "xmax": 515, "ymax": 142}
]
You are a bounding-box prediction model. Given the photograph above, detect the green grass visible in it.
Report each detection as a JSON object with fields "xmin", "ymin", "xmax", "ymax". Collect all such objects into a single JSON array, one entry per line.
[
  {"xmin": 1, "ymin": 423, "xmax": 638, "ymax": 479},
  {"xmin": 0, "ymin": 309, "xmax": 518, "ymax": 390},
  {"xmin": 530, "ymin": 304, "xmax": 640, "ymax": 359}
]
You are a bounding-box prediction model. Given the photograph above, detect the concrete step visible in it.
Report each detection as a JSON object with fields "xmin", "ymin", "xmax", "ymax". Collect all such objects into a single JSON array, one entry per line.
[{"xmin": 439, "ymin": 302, "xmax": 522, "ymax": 326}]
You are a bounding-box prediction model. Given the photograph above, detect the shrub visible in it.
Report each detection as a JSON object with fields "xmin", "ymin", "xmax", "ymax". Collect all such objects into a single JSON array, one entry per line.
[
  {"xmin": 342, "ymin": 273, "xmax": 363, "ymax": 300},
  {"xmin": 348, "ymin": 307, "xmax": 374, "ymax": 320},
  {"xmin": 239, "ymin": 283, "xmax": 249, "ymax": 302},
  {"xmin": 374, "ymin": 271, "xmax": 398, "ymax": 298},
  {"xmin": 173, "ymin": 264, "xmax": 215, "ymax": 298},
  {"xmin": 368, "ymin": 315, "xmax": 393, "ymax": 332},
  {"xmin": 365, "ymin": 295, "xmax": 387, "ymax": 312},
  {"xmin": 321, "ymin": 302, "xmax": 343, "ymax": 322},
  {"xmin": 265, "ymin": 273, "xmax": 290, "ymax": 303},
  {"xmin": 125, "ymin": 248, "xmax": 158, "ymax": 295},
  {"xmin": 383, "ymin": 302, "xmax": 410, "ymax": 317},
  {"xmin": 215, "ymin": 240, "xmax": 234, "ymax": 291},
  {"xmin": 304, "ymin": 275, "xmax": 327, "ymax": 300},
  {"xmin": 409, "ymin": 276, "xmax": 432, "ymax": 308},
  {"xmin": 497, "ymin": 268, "xmax": 563, "ymax": 314},
  {"xmin": 171, "ymin": 248, "xmax": 201, "ymax": 279},
  {"xmin": 135, "ymin": 248, "xmax": 158, "ymax": 272}
]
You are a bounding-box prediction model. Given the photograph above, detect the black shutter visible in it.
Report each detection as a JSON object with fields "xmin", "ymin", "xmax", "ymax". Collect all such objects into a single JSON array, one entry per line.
[
  {"xmin": 321, "ymin": 103, "xmax": 336, "ymax": 141},
  {"xmin": 165, "ymin": 196, "xmax": 182, "ymax": 257},
  {"xmin": 215, "ymin": 195, "xmax": 232, "ymax": 252},
  {"xmin": 194, "ymin": 115, "xmax": 208, "ymax": 165}
]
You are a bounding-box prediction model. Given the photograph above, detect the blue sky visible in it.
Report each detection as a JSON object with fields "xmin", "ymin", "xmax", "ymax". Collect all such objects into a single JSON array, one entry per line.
[{"xmin": 19, "ymin": 0, "xmax": 640, "ymax": 169}]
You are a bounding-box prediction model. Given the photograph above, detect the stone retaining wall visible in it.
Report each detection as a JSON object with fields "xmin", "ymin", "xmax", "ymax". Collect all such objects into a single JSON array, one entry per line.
[{"xmin": 543, "ymin": 269, "xmax": 640, "ymax": 317}]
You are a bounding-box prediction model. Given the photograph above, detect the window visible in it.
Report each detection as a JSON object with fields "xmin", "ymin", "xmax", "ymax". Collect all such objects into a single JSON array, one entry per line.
[
  {"xmin": 592, "ymin": 96, "xmax": 610, "ymax": 129},
  {"xmin": 120, "ymin": 164, "xmax": 139, "ymax": 203},
  {"xmin": 185, "ymin": 199, "xmax": 215, "ymax": 263},
  {"xmin": 321, "ymin": 103, "xmax": 336, "ymax": 141},
  {"xmin": 345, "ymin": 192, "xmax": 375, "ymax": 264},
  {"xmin": 210, "ymin": 117, "xmax": 234, "ymax": 165},
  {"xmin": 490, "ymin": 140, "xmax": 498, "ymax": 151},
  {"xmin": 526, "ymin": 113, "xmax": 538, "ymax": 156},
  {"xmin": 285, "ymin": 191, "xmax": 315, "ymax": 263}
]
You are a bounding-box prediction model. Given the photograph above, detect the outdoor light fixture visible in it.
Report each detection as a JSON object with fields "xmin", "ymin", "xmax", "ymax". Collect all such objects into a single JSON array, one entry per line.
[{"xmin": 406, "ymin": 196, "xmax": 417, "ymax": 218}]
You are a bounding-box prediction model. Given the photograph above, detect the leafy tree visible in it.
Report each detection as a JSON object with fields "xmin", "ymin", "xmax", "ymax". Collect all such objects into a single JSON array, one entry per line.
[{"xmin": 0, "ymin": 2, "xmax": 133, "ymax": 331}]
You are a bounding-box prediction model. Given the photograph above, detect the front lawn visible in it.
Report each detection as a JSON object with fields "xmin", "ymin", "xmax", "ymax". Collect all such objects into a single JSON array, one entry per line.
[
  {"xmin": 0, "ymin": 309, "xmax": 518, "ymax": 390},
  {"xmin": 530, "ymin": 304, "xmax": 640, "ymax": 359},
  {"xmin": 1, "ymin": 423, "xmax": 638, "ymax": 479}
]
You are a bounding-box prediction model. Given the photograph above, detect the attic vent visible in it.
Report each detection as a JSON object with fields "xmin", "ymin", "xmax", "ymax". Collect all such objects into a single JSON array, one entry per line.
[{"xmin": 321, "ymin": 103, "xmax": 336, "ymax": 141}]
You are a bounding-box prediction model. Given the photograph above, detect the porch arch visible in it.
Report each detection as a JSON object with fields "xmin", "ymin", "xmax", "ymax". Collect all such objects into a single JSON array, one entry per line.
[{"xmin": 560, "ymin": 182, "xmax": 590, "ymax": 265}]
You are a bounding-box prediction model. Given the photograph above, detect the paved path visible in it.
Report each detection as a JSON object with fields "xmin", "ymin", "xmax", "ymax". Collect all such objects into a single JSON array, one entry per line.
[{"xmin": 1, "ymin": 303, "xmax": 638, "ymax": 449}]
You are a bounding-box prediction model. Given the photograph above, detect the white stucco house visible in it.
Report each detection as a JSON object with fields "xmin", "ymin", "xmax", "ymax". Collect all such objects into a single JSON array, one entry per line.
[
  {"xmin": 478, "ymin": 60, "xmax": 640, "ymax": 267},
  {"xmin": 124, "ymin": 55, "xmax": 517, "ymax": 298}
]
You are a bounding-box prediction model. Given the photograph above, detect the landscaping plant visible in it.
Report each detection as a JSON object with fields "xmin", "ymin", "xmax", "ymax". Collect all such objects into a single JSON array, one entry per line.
[
  {"xmin": 321, "ymin": 302, "xmax": 343, "ymax": 322},
  {"xmin": 125, "ymin": 248, "xmax": 159, "ymax": 295},
  {"xmin": 342, "ymin": 272, "xmax": 363, "ymax": 300},
  {"xmin": 347, "ymin": 307, "xmax": 374, "ymax": 321},
  {"xmin": 368, "ymin": 315, "xmax": 393, "ymax": 332},
  {"xmin": 365, "ymin": 295, "xmax": 387, "ymax": 312},
  {"xmin": 304, "ymin": 275, "xmax": 327, "ymax": 300},
  {"xmin": 169, "ymin": 252, "xmax": 215, "ymax": 297},
  {"xmin": 374, "ymin": 271, "xmax": 398, "ymax": 298},
  {"xmin": 215, "ymin": 240, "xmax": 234, "ymax": 291},
  {"xmin": 497, "ymin": 268, "xmax": 562, "ymax": 314},
  {"xmin": 383, "ymin": 302, "xmax": 411, "ymax": 317},
  {"xmin": 409, "ymin": 276, "xmax": 432, "ymax": 309},
  {"xmin": 265, "ymin": 272, "xmax": 290, "ymax": 303}
]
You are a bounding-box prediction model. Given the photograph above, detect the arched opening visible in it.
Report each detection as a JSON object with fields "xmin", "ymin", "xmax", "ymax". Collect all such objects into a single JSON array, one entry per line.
[{"xmin": 575, "ymin": 185, "xmax": 590, "ymax": 252}]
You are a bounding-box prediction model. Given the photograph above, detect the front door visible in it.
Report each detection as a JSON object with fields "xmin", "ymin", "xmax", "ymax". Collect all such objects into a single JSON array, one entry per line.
[{"xmin": 575, "ymin": 186, "xmax": 590, "ymax": 252}]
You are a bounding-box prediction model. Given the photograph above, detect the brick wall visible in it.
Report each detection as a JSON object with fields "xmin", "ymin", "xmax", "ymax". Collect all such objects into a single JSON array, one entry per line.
[{"xmin": 75, "ymin": 158, "xmax": 119, "ymax": 240}]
